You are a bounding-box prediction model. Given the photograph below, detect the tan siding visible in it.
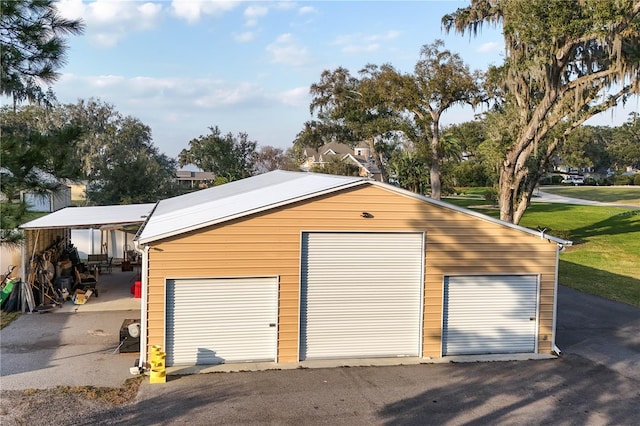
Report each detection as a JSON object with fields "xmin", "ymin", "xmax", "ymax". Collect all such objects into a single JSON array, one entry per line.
[{"xmin": 146, "ymin": 184, "xmax": 559, "ymax": 362}]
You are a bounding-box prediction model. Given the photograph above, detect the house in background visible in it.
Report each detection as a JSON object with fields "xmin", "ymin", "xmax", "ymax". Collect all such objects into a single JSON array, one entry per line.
[
  {"xmin": 300, "ymin": 142, "xmax": 383, "ymax": 181},
  {"xmin": 176, "ymin": 170, "xmax": 215, "ymax": 189},
  {"xmin": 65, "ymin": 180, "xmax": 88, "ymax": 203},
  {"xmin": 20, "ymin": 183, "xmax": 71, "ymax": 213}
]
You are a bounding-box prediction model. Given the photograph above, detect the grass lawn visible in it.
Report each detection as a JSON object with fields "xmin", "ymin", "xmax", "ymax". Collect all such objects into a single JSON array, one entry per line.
[
  {"xmin": 540, "ymin": 186, "xmax": 640, "ymax": 206},
  {"xmin": 444, "ymin": 195, "xmax": 640, "ymax": 307}
]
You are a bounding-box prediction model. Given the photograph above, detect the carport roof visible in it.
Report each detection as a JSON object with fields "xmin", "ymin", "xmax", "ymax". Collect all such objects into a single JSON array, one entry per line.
[{"xmin": 19, "ymin": 203, "xmax": 155, "ymax": 230}]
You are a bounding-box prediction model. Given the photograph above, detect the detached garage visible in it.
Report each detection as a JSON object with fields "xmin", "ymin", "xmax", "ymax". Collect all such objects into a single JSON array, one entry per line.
[{"xmin": 135, "ymin": 171, "xmax": 570, "ymax": 368}]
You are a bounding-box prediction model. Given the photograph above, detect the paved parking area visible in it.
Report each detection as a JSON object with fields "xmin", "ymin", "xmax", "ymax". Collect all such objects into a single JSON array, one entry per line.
[
  {"xmin": 1, "ymin": 271, "xmax": 141, "ymax": 389},
  {"xmin": 2, "ymin": 282, "xmax": 639, "ymax": 425}
]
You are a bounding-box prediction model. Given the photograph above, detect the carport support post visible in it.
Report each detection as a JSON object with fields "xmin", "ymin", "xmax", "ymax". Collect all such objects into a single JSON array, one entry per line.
[{"xmin": 135, "ymin": 243, "xmax": 150, "ymax": 370}]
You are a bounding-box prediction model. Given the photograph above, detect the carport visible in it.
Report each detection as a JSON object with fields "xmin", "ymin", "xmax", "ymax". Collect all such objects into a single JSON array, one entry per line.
[{"xmin": 18, "ymin": 204, "xmax": 154, "ymax": 314}]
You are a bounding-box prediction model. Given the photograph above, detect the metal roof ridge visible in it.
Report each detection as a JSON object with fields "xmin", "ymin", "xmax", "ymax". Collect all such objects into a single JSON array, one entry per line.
[{"xmin": 137, "ymin": 173, "xmax": 368, "ymax": 244}]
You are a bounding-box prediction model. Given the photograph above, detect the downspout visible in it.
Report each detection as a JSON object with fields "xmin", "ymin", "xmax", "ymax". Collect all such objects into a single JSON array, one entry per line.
[
  {"xmin": 132, "ymin": 201, "xmax": 159, "ymax": 373},
  {"xmin": 551, "ymin": 243, "xmax": 563, "ymax": 356},
  {"xmin": 134, "ymin": 240, "xmax": 149, "ymax": 371}
]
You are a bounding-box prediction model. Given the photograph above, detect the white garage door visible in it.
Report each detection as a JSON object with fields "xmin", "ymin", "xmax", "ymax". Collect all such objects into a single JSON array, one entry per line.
[
  {"xmin": 166, "ymin": 277, "xmax": 278, "ymax": 366},
  {"xmin": 300, "ymin": 232, "xmax": 424, "ymax": 360},
  {"xmin": 442, "ymin": 275, "xmax": 539, "ymax": 356}
]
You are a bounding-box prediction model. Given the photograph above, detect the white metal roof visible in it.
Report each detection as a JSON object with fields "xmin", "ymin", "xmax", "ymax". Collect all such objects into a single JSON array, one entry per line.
[
  {"xmin": 19, "ymin": 203, "xmax": 156, "ymax": 230},
  {"xmin": 137, "ymin": 171, "xmax": 367, "ymax": 243},
  {"xmin": 136, "ymin": 170, "xmax": 572, "ymax": 246}
]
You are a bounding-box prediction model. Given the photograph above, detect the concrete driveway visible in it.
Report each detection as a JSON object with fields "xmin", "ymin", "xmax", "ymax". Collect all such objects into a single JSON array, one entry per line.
[
  {"xmin": 0, "ymin": 270, "xmax": 141, "ymax": 389},
  {"xmin": 534, "ymin": 188, "xmax": 640, "ymax": 208}
]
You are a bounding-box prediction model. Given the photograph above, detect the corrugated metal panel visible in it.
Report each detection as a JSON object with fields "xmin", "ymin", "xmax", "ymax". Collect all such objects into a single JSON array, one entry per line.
[
  {"xmin": 166, "ymin": 277, "xmax": 278, "ymax": 366},
  {"xmin": 300, "ymin": 232, "xmax": 424, "ymax": 360},
  {"xmin": 442, "ymin": 275, "xmax": 539, "ymax": 356},
  {"xmin": 20, "ymin": 204, "xmax": 154, "ymax": 229},
  {"xmin": 139, "ymin": 171, "xmax": 366, "ymax": 243}
]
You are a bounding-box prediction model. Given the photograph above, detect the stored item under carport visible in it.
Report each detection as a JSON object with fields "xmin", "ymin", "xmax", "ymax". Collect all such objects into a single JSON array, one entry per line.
[{"xmin": 119, "ymin": 319, "xmax": 141, "ymax": 353}]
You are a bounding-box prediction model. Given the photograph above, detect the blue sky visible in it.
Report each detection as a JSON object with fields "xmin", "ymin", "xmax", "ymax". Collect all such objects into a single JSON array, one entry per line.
[{"xmin": 34, "ymin": 1, "xmax": 640, "ymax": 158}]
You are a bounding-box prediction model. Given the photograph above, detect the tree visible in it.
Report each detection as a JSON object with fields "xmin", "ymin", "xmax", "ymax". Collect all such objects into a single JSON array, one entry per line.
[
  {"xmin": 556, "ymin": 125, "xmax": 613, "ymax": 173},
  {"xmin": 0, "ymin": 0, "xmax": 84, "ymax": 107},
  {"xmin": 610, "ymin": 113, "xmax": 640, "ymax": 170},
  {"xmin": 444, "ymin": 121, "xmax": 486, "ymax": 160},
  {"xmin": 443, "ymin": 0, "xmax": 640, "ymax": 223},
  {"xmin": 0, "ymin": 105, "xmax": 82, "ymax": 244},
  {"xmin": 308, "ymin": 66, "xmax": 404, "ymax": 182},
  {"xmin": 86, "ymin": 116, "xmax": 178, "ymax": 205},
  {"xmin": 390, "ymin": 150, "xmax": 431, "ymax": 194},
  {"xmin": 179, "ymin": 126, "xmax": 257, "ymax": 182},
  {"xmin": 384, "ymin": 40, "xmax": 480, "ymax": 199},
  {"xmin": 310, "ymin": 157, "xmax": 361, "ymax": 177},
  {"xmin": 29, "ymin": 98, "xmax": 178, "ymax": 205},
  {"xmin": 253, "ymin": 145, "xmax": 298, "ymax": 174}
]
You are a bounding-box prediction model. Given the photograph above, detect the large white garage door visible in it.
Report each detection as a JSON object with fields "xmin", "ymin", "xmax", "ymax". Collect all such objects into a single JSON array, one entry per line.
[
  {"xmin": 166, "ymin": 277, "xmax": 278, "ymax": 366},
  {"xmin": 300, "ymin": 232, "xmax": 424, "ymax": 360},
  {"xmin": 442, "ymin": 275, "xmax": 539, "ymax": 356}
]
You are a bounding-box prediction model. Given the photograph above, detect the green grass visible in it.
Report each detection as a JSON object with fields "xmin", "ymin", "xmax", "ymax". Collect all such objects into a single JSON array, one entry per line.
[
  {"xmin": 541, "ymin": 186, "xmax": 640, "ymax": 205},
  {"xmin": 444, "ymin": 195, "xmax": 640, "ymax": 307},
  {"xmin": 1, "ymin": 310, "xmax": 21, "ymax": 329},
  {"xmin": 453, "ymin": 186, "xmax": 492, "ymax": 197}
]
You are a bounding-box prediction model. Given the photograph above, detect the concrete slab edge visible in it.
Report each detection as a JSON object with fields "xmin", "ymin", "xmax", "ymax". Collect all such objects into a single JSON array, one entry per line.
[{"xmin": 164, "ymin": 353, "xmax": 558, "ymax": 376}]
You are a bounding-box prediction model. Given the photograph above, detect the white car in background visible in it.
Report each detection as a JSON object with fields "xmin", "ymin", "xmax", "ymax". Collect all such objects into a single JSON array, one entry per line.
[{"xmin": 562, "ymin": 176, "xmax": 584, "ymax": 185}]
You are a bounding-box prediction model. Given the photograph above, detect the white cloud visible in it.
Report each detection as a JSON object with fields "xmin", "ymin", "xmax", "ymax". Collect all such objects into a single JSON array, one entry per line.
[
  {"xmin": 332, "ymin": 30, "xmax": 400, "ymax": 54},
  {"xmin": 57, "ymin": 73, "xmax": 270, "ymax": 111},
  {"xmin": 476, "ymin": 41, "xmax": 501, "ymax": 54},
  {"xmin": 244, "ymin": 5, "xmax": 268, "ymax": 19},
  {"xmin": 233, "ymin": 31, "xmax": 255, "ymax": 43},
  {"xmin": 266, "ymin": 33, "xmax": 311, "ymax": 67},
  {"xmin": 171, "ymin": 0, "xmax": 237, "ymax": 24},
  {"xmin": 298, "ymin": 6, "xmax": 317, "ymax": 15},
  {"xmin": 343, "ymin": 43, "xmax": 380, "ymax": 54},
  {"xmin": 57, "ymin": 0, "xmax": 162, "ymax": 48},
  {"xmin": 280, "ymin": 86, "xmax": 309, "ymax": 107},
  {"xmin": 53, "ymin": 71, "xmax": 303, "ymax": 154},
  {"xmin": 243, "ymin": 5, "xmax": 268, "ymax": 28}
]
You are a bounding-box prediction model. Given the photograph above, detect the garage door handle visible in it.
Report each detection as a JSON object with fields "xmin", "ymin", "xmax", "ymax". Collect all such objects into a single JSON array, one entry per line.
[
  {"xmin": 269, "ymin": 323, "xmax": 276, "ymax": 327},
  {"xmin": 530, "ymin": 317, "xmax": 536, "ymax": 321}
]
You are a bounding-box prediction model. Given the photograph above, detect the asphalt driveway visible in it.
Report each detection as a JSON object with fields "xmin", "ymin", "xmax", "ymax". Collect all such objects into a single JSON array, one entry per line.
[
  {"xmin": 556, "ymin": 285, "xmax": 640, "ymax": 381},
  {"xmin": 2, "ymin": 284, "xmax": 639, "ymax": 425},
  {"xmin": 94, "ymin": 285, "xmax": 639, "ymax": 425}
]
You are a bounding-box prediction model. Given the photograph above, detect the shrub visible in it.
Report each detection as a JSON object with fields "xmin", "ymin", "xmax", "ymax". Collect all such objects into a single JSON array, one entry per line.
[
  {"xmin": 634, "ymin": 174, "xmax": 640, "ymax": 186},
  {"xmin": 614, "ymin": 175, "xmax": 633, "ymax": 185},
  {"xmin": 550, "ymin": 175, "xmax": 564, "ymax": 184},
  {"xmin": 484, "ymin": 187, "xmax": 498, "ymax": 204},
  {"xmin": 550, "ymin": 229, "xmax": 572, "ymax": 241},
  {"xmin": 584, "ymin": 177, "xmax": 598, "ymax": 186}
]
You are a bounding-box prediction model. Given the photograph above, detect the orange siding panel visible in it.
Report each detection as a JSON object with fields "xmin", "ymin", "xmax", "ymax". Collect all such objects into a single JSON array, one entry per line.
[{"xmin": 145, "ymin": 184, "xmax": 559, "ymax": 363}]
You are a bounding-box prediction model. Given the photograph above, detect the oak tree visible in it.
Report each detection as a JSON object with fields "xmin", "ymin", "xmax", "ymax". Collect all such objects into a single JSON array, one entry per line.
[{"xmin": 443, "ymin": 0, "xmax": 640, "ymax": 223}]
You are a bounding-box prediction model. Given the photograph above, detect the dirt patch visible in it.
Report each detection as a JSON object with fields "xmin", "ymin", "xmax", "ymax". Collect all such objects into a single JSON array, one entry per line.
[{"xmin": 0, "ymin": 376, "xmax": 143, "ymax": 426}]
